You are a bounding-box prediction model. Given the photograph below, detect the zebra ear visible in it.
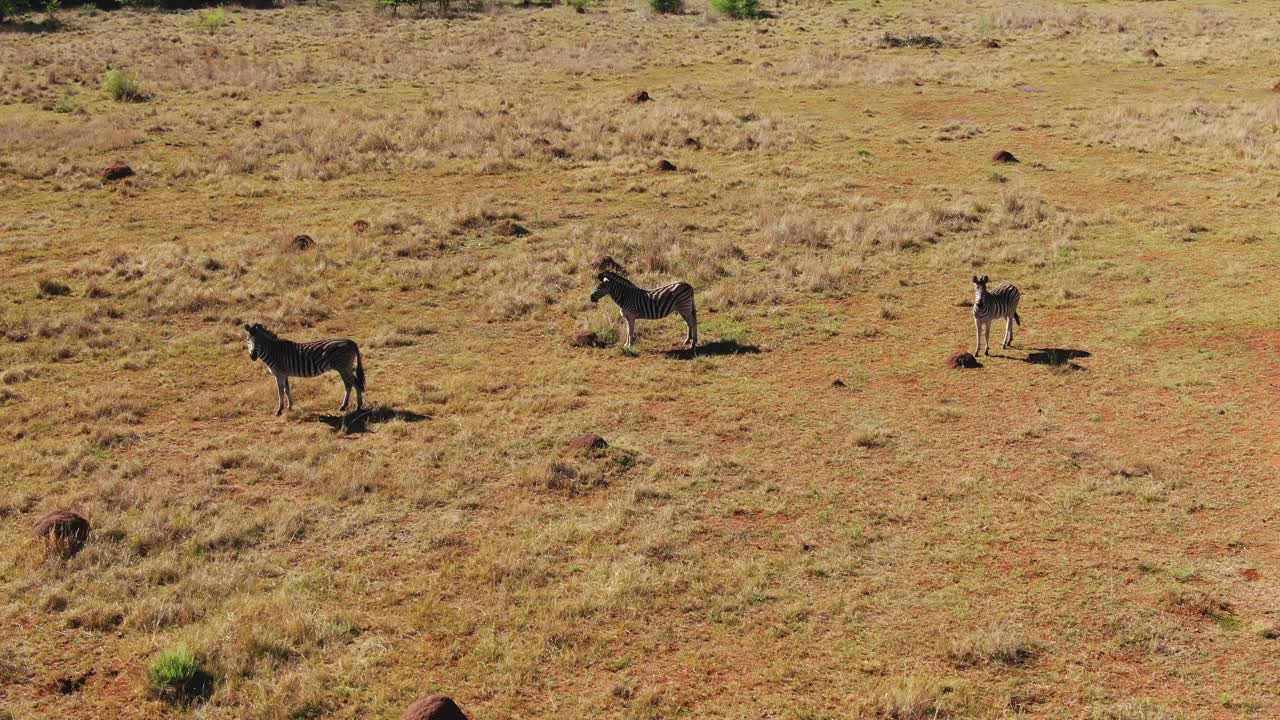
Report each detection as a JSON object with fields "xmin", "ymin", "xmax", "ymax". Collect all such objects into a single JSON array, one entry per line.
[
  {"xmin": 980, "ymin": 275, "xmax": 989, "ymax": 284},
  {"xmin": 243, "ymin": 324, "xmax": 252, "ymax": 333},
  {"xmin": 598, "ymin": 273, "xmax": 608, "ymax": 282}
]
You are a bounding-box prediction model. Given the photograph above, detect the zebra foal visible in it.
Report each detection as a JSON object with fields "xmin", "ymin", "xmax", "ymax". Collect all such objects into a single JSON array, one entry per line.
[
  {"xmin": 589, "ymin": 271, "xmax": 697, "ymax": 352},
  {"xmin": 243, "ymin": 323, "xmax": 365, "ymax": 416},
  {"xmin": 972, "ymin": 275, "xmax": 1022, "ymax": 356}
]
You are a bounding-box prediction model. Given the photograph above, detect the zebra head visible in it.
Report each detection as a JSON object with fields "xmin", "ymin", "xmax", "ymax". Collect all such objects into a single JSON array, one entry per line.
[
  {"xmin": 244, "ymin": 323, "xmax": 270, "ymax": 361},
  {"xmin": 972, "ymin": 275, "xmax": 990, "ymax": 306},
  {"xmin": 590, "ymin": 273, "xmax": 613, "ymax": 303}
]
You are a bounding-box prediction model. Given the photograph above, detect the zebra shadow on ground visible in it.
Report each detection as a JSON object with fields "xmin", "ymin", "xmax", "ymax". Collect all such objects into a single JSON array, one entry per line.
[
  {"xmin": 1023, "ymin": 348, "xmax": 1091, "ymax": 371},
  {"xmin": 663, "ymin": 339, "xmax": 762, "ymax": 360},
  {"xmin": 311, "ymin": 405, "xmax": 431, "ymax": 434}
]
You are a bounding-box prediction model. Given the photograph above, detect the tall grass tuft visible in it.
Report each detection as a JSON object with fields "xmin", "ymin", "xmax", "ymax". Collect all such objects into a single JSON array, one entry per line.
[
  {"xmin": 104, "ymin": 69, "xmax": 144, "ymax": 103},
  {"xmin": 147, "ymin": 646, "xmax": 212, "ymax": 703}
]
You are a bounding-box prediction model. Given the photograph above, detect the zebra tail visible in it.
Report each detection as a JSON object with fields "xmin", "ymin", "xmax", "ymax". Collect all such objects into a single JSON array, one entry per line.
[
  {"xmin": 1014, "ymin": 311, "xmax": 1022, "ymax": 327},
  {"xmin": 355, "ymin": 347, "xmax": 366, "ymax": 392}
]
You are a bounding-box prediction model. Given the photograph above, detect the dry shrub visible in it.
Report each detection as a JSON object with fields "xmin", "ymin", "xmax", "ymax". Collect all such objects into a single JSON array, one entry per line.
[
  {"xmin": 1088, "ymin": 100, "xmax": 1280, "ymax": 170},
  {"xmin": 759, "ymin": 211, "xmax": 829, "ymax": 257},
  {"xmin": 990, "ymin": 4, "xmax": 1091, "ymax": 31},
  {"xmin": 190, "ymin": 592, "xmax": 359, "ymax": 680},
  {"xmin": 872, "ymin": 675, "xmax": 967, "ymax": 719},
  {"xmin": 948, "ymin": 627, "xmax": 1040, "ymax": 667}
]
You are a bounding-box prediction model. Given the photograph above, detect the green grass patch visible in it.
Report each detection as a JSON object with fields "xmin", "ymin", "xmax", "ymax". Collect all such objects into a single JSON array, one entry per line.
[
  {"xmin": 709, "ymin": 0, "xmax": 758, "ymax": 19},
  {"xmin": 192, "ymin": 7, "xmax": 227, "ymax": 33}
]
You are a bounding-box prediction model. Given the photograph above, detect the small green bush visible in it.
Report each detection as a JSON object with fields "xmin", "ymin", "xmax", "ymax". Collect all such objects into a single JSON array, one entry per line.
[
  {"xmin": 147, "ymin": 646, "xmax": 211, "ymax": 702},
  {"xmin": 709, "ymin": 0, "xmax": 757, "ymax": 19},
  {"xmin": 192, "ymin": 7, "xmax": 226, "ymax": 33},
  {"xmin": 648, "ymin": 0, "xmax": 681, "ymax": 13},
  {"xmin": 104, "ymin": 69, "xmax": 144, "ymax": 103}
]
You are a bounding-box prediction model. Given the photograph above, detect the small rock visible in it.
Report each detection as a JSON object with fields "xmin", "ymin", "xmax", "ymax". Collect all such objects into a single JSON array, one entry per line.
[
  {"xmin": 290, "ymin": 234, "xmax": 315, "ymax": 251},
  {"xmin": 683, "ymin": 136, "xmax": 702, "ymax": 150},
  {"xmin": 655, "ymin": 159, "xmax": 677, "ymax": 172},
  {"xmin": 991, "ymin": 150, "xmax": 1019, "ymax": 163},
  {"xmin": 352, "ymin": 220, "xmax": 369, "ymax": 234},
  {"xmin": 946, "ymin": 351, "xmax": 981, "ymax": 369},
  {"xmin": 33, "ymin": 510, "xmax": 90, "ymax": 558},
  {"xmin": 981, "ymin": 39, "xmax": 1001, "ymax": 48},
  {"xmin": 570, "ymin": 332, "xmax": 608, "ymax": 348},
  {"xmin": 1143, "ymin": 48, "xmax": 1159, "ymax": 59},
  {"xmin": 1273, "ymin": 81, "xmax": 1280, "ymax": 94},
  {"xmin": 568, "ymin": 434, "xmax": 608, "ymax": 452},
  {"xmin": 102, "ymin": 164, "xmax": 133, "ymax": 181},
  {"xmin": 403, "ymin": 695, "xmax": 468, "ymax": 720},
  {"xmin": 625, "ymin": 89, "xmax": 651, "ymax": 104},
  {"xmin": 251, "ymin": 119, "xmax": 263, "ymax": 128},
  {"xmin": 491, "ymin": 219, "xmax": 530, "ymax": 237},
  {"xmin": 831, "ymin": 379, "xmax": 847, "ymax": 388}
]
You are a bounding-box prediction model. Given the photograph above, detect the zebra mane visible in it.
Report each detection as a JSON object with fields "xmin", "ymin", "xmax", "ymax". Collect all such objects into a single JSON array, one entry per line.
[
  {"xmin": 247, "ymin": 323, "xmax": 279, "ymax": 340},
  {"xmin": 599, "ymin": 271, "xmax": 636, "ymax": 288}
]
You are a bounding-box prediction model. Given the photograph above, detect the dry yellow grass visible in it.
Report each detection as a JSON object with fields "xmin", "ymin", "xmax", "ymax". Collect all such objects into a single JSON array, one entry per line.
[{"xmin": 2, "ymin": 0, "xmax": 1280, "ymax": 718}]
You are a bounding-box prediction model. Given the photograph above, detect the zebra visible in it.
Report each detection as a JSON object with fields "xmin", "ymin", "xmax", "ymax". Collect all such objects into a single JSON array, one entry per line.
[
  {"xmin": 972, "ymin": 275, "xmax": 1022, "ymax": 356},
  {"xmin": 243, "ymin": 323, "xmax": 365, "ymax": 416},
  {"xmin": 589, "ymin": 271, "xmax": 697, "ymax": 352}
]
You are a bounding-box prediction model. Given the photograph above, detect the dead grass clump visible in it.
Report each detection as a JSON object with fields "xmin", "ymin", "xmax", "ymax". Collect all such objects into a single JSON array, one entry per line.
[
  {"xmin": 1088, "ymin": 100, "xmax": 1280, "ymax": 169},
  {"xmin": 990, "ymin": 5, "xmax": 1090, "ymax": 31},
  {"xmin": 446, "ymin": 198, "xmax": 521, "ymax": 235},
  {"xmin": 1087, "ymin": 701, "xmax": 1180, "ymax": 720},
  {"xmin": 192, "ymin": 592, "xmax": 359, "ymax": 680},
  {"xmin": 1160, "ymin": 587, "xmax": 1232, "ymax": 622},
  {"xmin": 948, "ymin": 627, "xmax": 1040, "ymax": 667},
  {"xmin": 994, "ymin": 190, "xmax": 1048, "ymax": 229},
  {"xmin": 853, "ymin": 426, "xmax": 891, "ymax": 449},
  {"xmin": 36, "ymin": 278, "xmax": 72, "ymax": 298},
  {"xmin": 872, "ymin": 675, "xmax": 966, "ymax": 719},
  {"xmin": 879, "ymin": 32, "xmax": 944, "ymax": 49},
  {"xmin": 1, "ymin": 367, "xmax": 36, "ymax": 385},
  {"xmin": 760, "ymin": 211, "xmax": 829, "ymax": 256}
]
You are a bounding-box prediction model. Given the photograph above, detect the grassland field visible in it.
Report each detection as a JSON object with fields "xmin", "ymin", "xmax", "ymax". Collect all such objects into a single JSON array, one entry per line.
[{"xmin": 1, "ymin": 0, "xmax": 1279, "ymax": 718}]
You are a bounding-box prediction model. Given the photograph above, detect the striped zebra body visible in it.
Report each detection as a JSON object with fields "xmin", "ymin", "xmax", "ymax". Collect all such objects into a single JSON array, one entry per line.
[
  {"xmin": 244, "ymin": 323, "xmax": 365, "ymax": 416},
  {"xmin": 972, "ymin": 275, "xmax": 1022, "ymax": 356},
  {"xmin": 590, "ymin": 271, "xmax": 697, "ymax": 352}
]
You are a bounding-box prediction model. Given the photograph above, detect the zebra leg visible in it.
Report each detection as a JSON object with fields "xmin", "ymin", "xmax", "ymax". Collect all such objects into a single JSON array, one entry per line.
[
  {"xmin": 984, "ymin": 321, "xmax": 992, "ymax": 356},
  {"xmin": 624, "ymin": 315, "xmax": 637, "ymax": 348},
  {"xmin": 1003, "ymin": 317, "xmax": 1014, "ymax": 349},
  {"xmin": 339, "ymin": 374, "xmax": 351, "ymax": 412},
  {"xmin": 284, "ymin": 377, "xmax": 294, "ymax": 410},
  {"xmin": 678, "ymin": 305, "xmax": 697, "ymax": 350},
  {"xmin": 974, "ymin": 318, "xmax": 982, "ymax": 356},
  {"xmin": 274, "ymin": 373, "xmax": 287, "ymax": 416}
]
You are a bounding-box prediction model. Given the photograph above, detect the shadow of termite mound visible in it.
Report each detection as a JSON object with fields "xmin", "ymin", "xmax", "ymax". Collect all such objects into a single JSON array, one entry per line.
[
  {"xmin": 1025, "ymin": 348, "xmax": 1091, "ymax": 370},
  {"xmin": 314, "ymin": 406, "xmax": 430, "ymax": 434}
]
